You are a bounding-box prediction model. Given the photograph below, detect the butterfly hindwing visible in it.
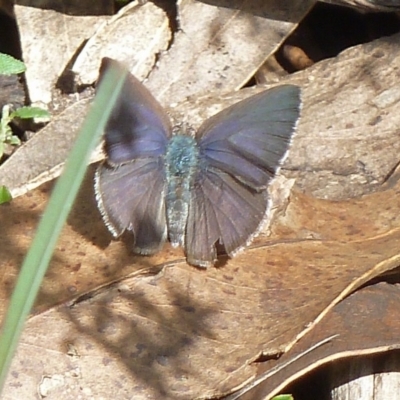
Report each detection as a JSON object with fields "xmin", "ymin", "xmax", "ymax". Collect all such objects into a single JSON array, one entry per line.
[
  {"xmin": 95, "ymin": 159, "xmax": 167, "ymax": 254},
  {"xmin": 186, "ymin": 169, "xmax": 267, "ymax": 267}
]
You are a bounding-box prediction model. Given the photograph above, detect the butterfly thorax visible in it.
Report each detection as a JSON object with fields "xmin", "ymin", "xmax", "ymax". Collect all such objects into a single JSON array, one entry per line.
[{"xmin": 165, "ymin": 133, "xmax": 199, "ymax": 248}]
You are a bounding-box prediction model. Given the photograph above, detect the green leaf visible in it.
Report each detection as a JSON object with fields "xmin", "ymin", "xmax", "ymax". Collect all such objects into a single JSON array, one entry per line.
[
  {"xmin": 272, "ymin": 395, "xmax": 294, "ymax": 400},
  {"xmin": 11, "ymin": 106, "xmax": 51, "ymax": 120},
  {"xmin": 0, "ymin": 54, "xmax": 26, "ymax": 75},
  {"xmin": 0, "ymin": 186, "xmax": 12, "ymax": 204}
]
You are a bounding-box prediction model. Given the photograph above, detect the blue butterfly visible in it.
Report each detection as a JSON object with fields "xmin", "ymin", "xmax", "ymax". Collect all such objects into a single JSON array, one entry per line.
[{"xmin": 95, "ymin": 58, "xmax": 301, "ymax": 267}]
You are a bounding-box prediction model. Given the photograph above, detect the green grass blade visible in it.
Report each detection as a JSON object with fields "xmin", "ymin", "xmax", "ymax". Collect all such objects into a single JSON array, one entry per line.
[
  {"xmin": 0, "ymin": 64, "xmax": 126, "ymax": 392},
  {"xmin": 0, "ymin": 186, "xmax": 12, "ymax": 204}
]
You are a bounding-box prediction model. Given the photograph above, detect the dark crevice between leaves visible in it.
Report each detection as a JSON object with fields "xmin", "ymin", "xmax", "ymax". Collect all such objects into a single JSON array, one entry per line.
[
  {"xmin": 285, "ymin": 349, "xmax": 400, "ymax": 400},
  {"xmin": 55, "ymin": 40, "xmax": 91, "ymax": 95},
  {"xmin": 275, "ymin": 2, "xmax": 400, "ymax": 73},
  {"xmin": 244, "ymin": 1, "xmax": 400, "ymax": 88}
]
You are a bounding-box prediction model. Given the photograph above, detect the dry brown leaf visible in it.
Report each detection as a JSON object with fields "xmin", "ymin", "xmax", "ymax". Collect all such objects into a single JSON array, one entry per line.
[
  {"xmin": 229, "ymin": 282, "xmax": 400, "ymax": 399},
  {"xmin": 0, "ymin": 166, "xmax": 182, "ymax": 317},
  {"xmin": 286, "ymin": 33, "xmax": 400, "ymax": 200},
  {"xmin": 271, "ymin": 167, "xmax": 400, "ymax": 242}
]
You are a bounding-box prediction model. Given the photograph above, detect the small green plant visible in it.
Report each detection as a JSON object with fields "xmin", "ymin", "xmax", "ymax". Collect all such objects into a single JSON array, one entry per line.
[
  {"xmin": 0, "ymin": 53, "xmax": 50, "ymax": 159},
  {"xmin": 0, "ymin": 104, "xmax": 50, "ymax": 158},
  {"xmin": 0, "ymin": 104, "xmax": 20, "ymax": 157}
]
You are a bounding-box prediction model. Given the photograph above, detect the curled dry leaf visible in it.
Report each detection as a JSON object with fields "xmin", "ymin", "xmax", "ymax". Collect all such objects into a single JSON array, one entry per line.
[
  {"xmin": 0, "ymin": 98, "xmax": 92, "ymax": 198},
  {"xmin": 229, "ymin": 283, "xmax": 400, "ymax": 399}
]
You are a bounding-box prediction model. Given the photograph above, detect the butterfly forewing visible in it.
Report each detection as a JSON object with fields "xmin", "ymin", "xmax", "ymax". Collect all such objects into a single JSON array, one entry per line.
[
  {"xmin": 197, "ymin": 85, "xmax": 301, "ymax": 189},
  {"xmin": 98, "ymin": 58, "xmax": 172, "ymax": 165}
]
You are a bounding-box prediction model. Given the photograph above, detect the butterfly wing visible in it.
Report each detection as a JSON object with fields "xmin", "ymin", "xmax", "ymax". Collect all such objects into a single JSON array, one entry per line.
[
  {"xmin": 197, "ymin": 85, "xmax": 301, "ymax": 189},
  {"xmin": 95, "ymin": 58, "xmax": 171, "ymax": 254},
  {"xmin": 186, "ymin": 170, "xmax": 267, "ymax": 267},
  {"xmin": 186, "ymin": 85, "xmax": 301, "ymax": 266},
  {"xmin": 97, "ymin": 58, "xmax": 172, "ymax": 164},
  {"xmin": 95, "ymin": 159, "xmax": 167, "ymax": 254}
]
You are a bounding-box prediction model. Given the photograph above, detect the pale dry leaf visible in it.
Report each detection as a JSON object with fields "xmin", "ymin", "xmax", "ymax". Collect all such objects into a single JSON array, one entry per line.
[
  {"xmin": 0, "ymin": 98, "xmax": 91, "ymax": 198},
  {"xmin": 72, "ymin": 1, "xmax": 171, "ymax": 85},
  {"xmin": 146, "ymin": 0, "xmax": 314, "ymax": 104},
  {"xmin": 15, "ymin": 4, "xmax": 109, "ymax": 105}
]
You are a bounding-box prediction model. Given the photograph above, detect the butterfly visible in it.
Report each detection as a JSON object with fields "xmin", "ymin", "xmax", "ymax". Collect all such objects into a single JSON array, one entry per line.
[{"xmin": 94, "ymin": 58, "xmax": 301, "ymax": 267}]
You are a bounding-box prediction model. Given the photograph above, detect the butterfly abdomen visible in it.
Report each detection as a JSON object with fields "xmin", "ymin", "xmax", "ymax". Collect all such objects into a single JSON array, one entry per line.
[{"xmin": 165, "ymin": 134, "xmax": 200, "ymax": 247}]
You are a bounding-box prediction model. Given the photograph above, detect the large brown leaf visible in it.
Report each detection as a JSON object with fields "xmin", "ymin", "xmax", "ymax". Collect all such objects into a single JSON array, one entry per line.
[{"xmin": 2, "ymin": 171, "xmax": 400, "ymax": 397}]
